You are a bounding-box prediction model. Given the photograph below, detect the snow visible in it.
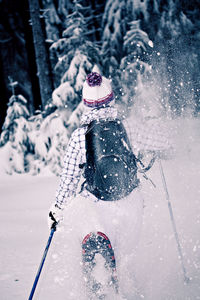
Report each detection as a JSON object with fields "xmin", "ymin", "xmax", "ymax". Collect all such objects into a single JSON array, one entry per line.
[
  {"xmin": 52, "ymin": 81, "xmax": 76, "ymax": 107},
  {"xmin": 0, "ymin": 117, "xmax": 200, "ymax": 299}
]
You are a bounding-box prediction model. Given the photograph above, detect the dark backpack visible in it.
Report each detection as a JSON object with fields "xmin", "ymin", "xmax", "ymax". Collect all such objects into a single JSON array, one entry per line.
[{"xmin": 84, "ymin": 119, "xmax": 139, "ymax": 201}]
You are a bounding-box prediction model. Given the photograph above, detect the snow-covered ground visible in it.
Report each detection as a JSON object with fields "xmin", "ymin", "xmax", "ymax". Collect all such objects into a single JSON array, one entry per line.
[{"xmin": 0, "ymin": 118, "xmax": 200, "ymax": 300}]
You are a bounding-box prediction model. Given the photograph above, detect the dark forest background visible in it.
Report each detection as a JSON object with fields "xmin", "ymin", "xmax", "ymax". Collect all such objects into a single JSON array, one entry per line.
[{"xmin": 0, "ymin": 0, "xmax": 200, "ymax": 175}]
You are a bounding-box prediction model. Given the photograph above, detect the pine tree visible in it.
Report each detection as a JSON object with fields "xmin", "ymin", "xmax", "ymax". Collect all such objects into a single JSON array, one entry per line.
[
  {"xmin": 41, "ymin": 0, "xmax": 62, "ymax": 42},
  {"xmin": 140, "ymin": 0, "xmax": 160, "ymax": 40},
  {"xmin": 80, "ymin": 0, "xmax": 106, "ymax": 43},
  {"xmin": 101, "ymin": 0, "xmax": 126, "ymax": 80},
  {"xmin": 17, "ymin": 0, "xmax": 101, "ymax": 176},
  {"xmin": 27, "ymin": 109, "xmax": 69, "ymax": 175},
  {"xmin": 153, "ymin": 0, "xmax": 200, "ymax": 116},
  {"xmin": 0, "ymin": 93, "xmax": 32, "ymax": 173},
  {"xmin": 101, "ymin": 0, "xmax": 134, "ymax": 103},
  {"xmin": 0, "ymin": 93, "xmax": 30, "ymax": 146},
  {"xmin": 120, "ymin": 20, "xmax": 156, "ymax": 117},
  {"xmin": 180, "ymin": 0, "xmax": 200, "ymax": 115},
  {"xmin": 39, "ymin": 0, "xmax": 101, "ymax": 175},
  {"xmin": 50, "ymin": 0, "xmax": 100, "ymax": 111}
]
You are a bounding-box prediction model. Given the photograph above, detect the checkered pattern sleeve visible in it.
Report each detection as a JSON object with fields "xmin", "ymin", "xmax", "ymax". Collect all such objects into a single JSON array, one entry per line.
[
  {"xmin": 123, "ymin": 118, "xmax": 174, "ymax": 155},
  {"xmin": 55, "ymin": 127, "xmax": 86, "ymax": 208}
]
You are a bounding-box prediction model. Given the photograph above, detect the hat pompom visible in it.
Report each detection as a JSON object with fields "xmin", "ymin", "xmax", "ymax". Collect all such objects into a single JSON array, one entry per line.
[{"xmin": 86, "ymin": 72, "xmax": 102, "ymax": 87}]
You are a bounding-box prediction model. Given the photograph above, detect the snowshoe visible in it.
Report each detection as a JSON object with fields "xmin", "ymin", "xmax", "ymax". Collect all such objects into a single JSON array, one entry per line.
[{"xmin": 82, "ymin": 231, "xmax": 118, "ymax": 299}]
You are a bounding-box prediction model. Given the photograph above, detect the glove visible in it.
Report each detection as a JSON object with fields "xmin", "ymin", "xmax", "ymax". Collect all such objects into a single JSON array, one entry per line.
[{"xmin": 48, "ymin": 203, "xmax": 64, "ymax": 230}]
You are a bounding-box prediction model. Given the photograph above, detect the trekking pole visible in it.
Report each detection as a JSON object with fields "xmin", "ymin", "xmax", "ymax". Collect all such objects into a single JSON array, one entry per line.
[
  {"xmin": 28, "ymin": 220, "xmax": 57, "ymax": 300},
  {"xmin": 158, "ymin": 159, "xmax": 190, "ymax": 284}
]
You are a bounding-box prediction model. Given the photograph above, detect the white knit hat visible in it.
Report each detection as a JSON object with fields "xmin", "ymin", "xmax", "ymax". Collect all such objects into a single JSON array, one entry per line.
[{"xmin": 82, "ymin": 72, "xmax": 114, "ymax": 108}]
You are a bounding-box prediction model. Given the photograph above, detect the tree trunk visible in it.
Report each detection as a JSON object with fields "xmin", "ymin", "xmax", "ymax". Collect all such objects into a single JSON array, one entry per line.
[{"xmin": 28, "ymin": 0, "xmax": 53, "ymax": 109}]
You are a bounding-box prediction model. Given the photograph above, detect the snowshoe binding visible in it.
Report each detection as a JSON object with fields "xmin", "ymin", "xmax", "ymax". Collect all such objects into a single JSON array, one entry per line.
[{"xmin": 82, "ymin": 231, "xmax": 118, "ymax": 299}]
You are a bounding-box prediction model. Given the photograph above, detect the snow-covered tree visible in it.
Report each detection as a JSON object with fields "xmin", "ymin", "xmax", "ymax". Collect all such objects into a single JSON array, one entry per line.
[
  {"xmin": 101, "ymin": 0, "xmax": 139, "ymax": 102},
  {"xmin": 50, "ymin": 0, "xmax": 100, "ymax": 110},
  {"xmin": 0, "ymin": 94, "xmax": 33, "ymax": 173},
  {"xmin": 20, "ymin": 0, "xmax": 101, "ymax": 176},
  {"xmin": 41, "ymin": 0, "xmax": 63, "ymax": 42},
  {"xmin": 0, "ymin": 94, "xmax": 30, "ymax": 146},
  {"xmin": 0, "ymin": 93, "xmax": 66, "ymax": 175},
  {"xmin": 80, "ymin": 0, "xmax": 106, "ymax": 43},
  {"xmin": 101, "ymin": 0, "xmax": 126, "ymax": 76},
  {"xmin": 120, "ymin": 20, "xmax": 156, "ymax": 117},
  {"xmin": 151, "ymin": 0, "xmax": 200, "ymax": 116},
  {"xmin": 144, "ymin": 0, "xmax": 160, "ymax": 39},
  {"xmin": 27, "ymin": 109, "xmax": 69, "ymax": 175}
]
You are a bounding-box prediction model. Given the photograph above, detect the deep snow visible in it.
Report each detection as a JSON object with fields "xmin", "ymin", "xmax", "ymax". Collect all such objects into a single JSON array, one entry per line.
[{"xmin": 0, "ymin": 117, "xmax": 200, "ymax": 300}]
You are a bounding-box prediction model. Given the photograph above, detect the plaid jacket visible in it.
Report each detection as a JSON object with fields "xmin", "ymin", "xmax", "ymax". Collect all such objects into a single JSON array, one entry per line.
[{"xmin": 55, "ymin": 106, "xmax": 173, "ymax": 208}]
